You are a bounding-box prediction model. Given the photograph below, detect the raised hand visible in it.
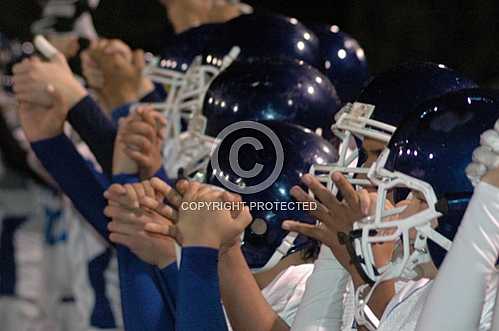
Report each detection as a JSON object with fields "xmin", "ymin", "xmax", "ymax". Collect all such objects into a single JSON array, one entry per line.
[
  {"xmin": 284, "ymin": 173, "xmax": 371, "ymax": 233},
  {"xmin": 176, "ymin": 181, "xmax": 251, "ymax": 249},
  {"xmin": 104, "ymin": 179, "xmax": 177, "ymax": 268},
  {"xmin": 17, "ymin": 86, "xmax": 67, "ymax": 141},
  {"xmin": 84, "ymin": 39, "xmax": 154, "ymax": 110},
  {"xmin": 123, "ymin": 107, "xmax": 166, "ymax": 179},
  {"xmin": 112, "ymin": 106, "xmax": 166, "ymax": 177},
  {"xmin": 282, "ymin": 172, "xmax": 374, "ymax": 285},
  {"xmin": 12, "ymin": 52, "xmax": 87, "ymax": 114}
]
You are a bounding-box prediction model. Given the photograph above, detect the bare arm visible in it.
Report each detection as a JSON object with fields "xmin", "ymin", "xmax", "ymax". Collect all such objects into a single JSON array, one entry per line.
[{"xmin": 218, "ymin": 245, "xmax": 290, "ymax": 331}]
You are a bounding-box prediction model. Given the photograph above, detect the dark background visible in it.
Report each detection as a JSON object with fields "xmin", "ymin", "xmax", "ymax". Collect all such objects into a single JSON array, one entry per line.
[{"xmin": 1, "ymin": 0, "xmax": 499, "ymax": 84}]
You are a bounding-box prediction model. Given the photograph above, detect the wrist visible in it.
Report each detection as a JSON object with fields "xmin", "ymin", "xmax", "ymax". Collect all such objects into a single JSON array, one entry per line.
[
  {"xmin": 218, "ymin": 243, "xmax": 242, "ymax": 266},
  {"xmin": 138, "ymin": 160, "xmax": 161, "ymax": 180},
  {"xmin": 66, "ymin": 84, "xmax": 88, "ymax": 112},
  {"xmin": 26, "ymin": 124, "xmax": 65, "ymax": 142},
  {"xmin": 112, "ymin": 145, "xmax": 138, "ymax": 175},
  {"xmin": 104, "ymin": 89, "xmax": 138, "ymax": 110}
]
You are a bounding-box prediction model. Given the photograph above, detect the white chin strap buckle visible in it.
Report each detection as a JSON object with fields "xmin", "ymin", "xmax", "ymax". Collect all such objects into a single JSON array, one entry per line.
[
  {"xmin": 354, "ymin": 283, "xmax": 380, "ymax": 331},
  {"xmin": 251, "ymin": 231, "xmax": 298, "ymax": 273}
]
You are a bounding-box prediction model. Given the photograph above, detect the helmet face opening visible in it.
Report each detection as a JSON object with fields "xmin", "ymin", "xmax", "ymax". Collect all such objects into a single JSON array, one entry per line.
[
  {"xmin": 343, "ymin": 149, "xmax": 446, "ymax": 283},
  {"xmin": 351, "ymin": 88, "xmax": 499, "ymax": 284}
]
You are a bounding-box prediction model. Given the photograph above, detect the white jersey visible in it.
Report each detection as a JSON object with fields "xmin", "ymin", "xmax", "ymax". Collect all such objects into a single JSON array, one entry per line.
[
  {"xmin": 415, "ymin": 182, "xmax": 499, "ymax": 331},
  {"xmin": 262, "ymin": 263, "xmax": 315, "ymax": 326},
  {"xmin": 377, "ymin": 277, "xmax": 496, "ymax": 331},
  {"xmin": 0, "ymin": 175, "xmax": 67, "ymax": 331},
  {"xmin": 225, "ymin": 263, "xmax": 314, "ymax": 331},
  {"xmin": 64, "ymin": 204, "xmax": 123, "ymax": 331},
  {"xmin": 290, "ymin": 245, "xmax": 355, "ymax": 331}
]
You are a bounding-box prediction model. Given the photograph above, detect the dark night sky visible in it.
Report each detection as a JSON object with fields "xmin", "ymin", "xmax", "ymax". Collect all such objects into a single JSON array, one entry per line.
[{"xmin": 1, "ymin": 0, "xmax": 499, "ymax": 84}]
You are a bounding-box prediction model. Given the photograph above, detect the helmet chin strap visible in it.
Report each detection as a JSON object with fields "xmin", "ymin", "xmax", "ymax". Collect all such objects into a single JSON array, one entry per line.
[
  {"xmin": 250, "ymin": 231, "xmax": 299, "ymax": 273},
  {"xmin": 354, "ymin": 279, "xmax": 383, "ymax": 331},
  {"xmin": 353, "ymin": 225, "xmax": 448, "ymax": 330}
]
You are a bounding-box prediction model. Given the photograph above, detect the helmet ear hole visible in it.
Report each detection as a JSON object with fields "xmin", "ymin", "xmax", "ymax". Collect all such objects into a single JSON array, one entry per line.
[{"xmin": 250, "ymin": 218, "xmax": 267, "ymax": 235}]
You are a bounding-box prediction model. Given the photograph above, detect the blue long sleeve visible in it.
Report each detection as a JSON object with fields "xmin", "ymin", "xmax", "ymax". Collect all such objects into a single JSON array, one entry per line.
[
  {"xmin": 31, "ymin": 134, "xmax": 110, "ymax": 238},
  {"xmin": 157, "ymin": 263, "xmax": 178, "ymax": 308},
  {"xmin": 153, "ymin": 166, "xmax": 172, "ymax": 184},
  {"xmin": 31, "ymin": 135, "xmax": 175, "ymax": 331},
  {"xmin": 112, "ymin": 174, "xmax": 175, "ymax": 331},
  {"xmin": 67, "ymin": 91, "xmax": 165, "ymax": 177},
  {"xmin": 67, "ymin": 95, "xmax": 117, "ymax": 176},
  {"xmin": 141, "ymin": 88, "xmax": 164, "ymax": 103},
  {"xmin": 177, "ymin": 247, "xmax": 228, "ymax": 331},
  {"xmin": 111, "ymin": 103, "xmax": 133, "ymax": 125}
]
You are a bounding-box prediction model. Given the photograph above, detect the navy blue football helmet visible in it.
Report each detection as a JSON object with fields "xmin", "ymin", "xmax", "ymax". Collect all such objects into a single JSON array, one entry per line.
[
  {"xmin": 308, "ymin": 24, "xmax": 368, "ymax": 103},
  {"xmin": 202, "ymin": 57, "xmax": 341, "ymax": 137},
  {"xmin": 334, "ymin": 61, "xmax": 478, "ymax": 145},
  {"xmin": 347, "ymin": 88, "xmax": 499, "ymax": 286},
  {"xmin": 219, "ymin": 13, "xmax": 321, "ymax": 68},
  {"xmin": 144, "ymin": 23, "xmax": 233, "ymax": 109},
  {"xmin": 207, "ymin": 121, "xmax": 338, "ymax": 270},
  {"xmin": 145, "ymin": 23, "xmax": 228, "ymax": 86},
  {"xmin": 146, "ymin": 13, "xmax": 321, "ymax": 125},
  {"xmin": 163, "ymin": 56, "xmax": 340, "ymax": 180},
  {"xmin": 311, "ymin": 62, "xmax": 478, "ymax": 195}
]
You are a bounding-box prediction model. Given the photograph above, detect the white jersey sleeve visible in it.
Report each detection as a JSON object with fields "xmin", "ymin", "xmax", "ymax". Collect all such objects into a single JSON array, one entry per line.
[
  {"xmin": 377, "ymin": 276, "xmax": 497, "ymax": 331},
  {"xmin": 416, "ymin": 181, "xmax": 499, "ymax": 331},
  {"xmin": 377, "ymin": 279, "xmax": 432, "ymax": 331},
  {"xmin": 290, "ymin": 244, "xmax": 355, "ymax": 331}
]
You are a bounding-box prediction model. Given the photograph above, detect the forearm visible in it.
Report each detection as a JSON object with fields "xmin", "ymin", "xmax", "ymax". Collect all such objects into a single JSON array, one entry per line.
[
  {"xmin": 417, "ymin": 182, "xmax": 499, "ymax": 331},
  {"xmin": 67, "ymin": 95, "xmax": 117, "ymax": 176},
  {"xmin": 219, "ymin": 245, "xmax": 289, "ymax": 331},
  {"xmin": 30, "ymin": 133, "xmax": 110, "ymax": 237},
  {"xmin": 177, "ymin": 247, "xmax": 228, "ymax": 331},
  {"xmin": 291, "ymin": 245, "xmax": 352, "ymax": 331},
  {"xmin": 112, "ymin": 174, "xmax": 175, "ymax": 331}
]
